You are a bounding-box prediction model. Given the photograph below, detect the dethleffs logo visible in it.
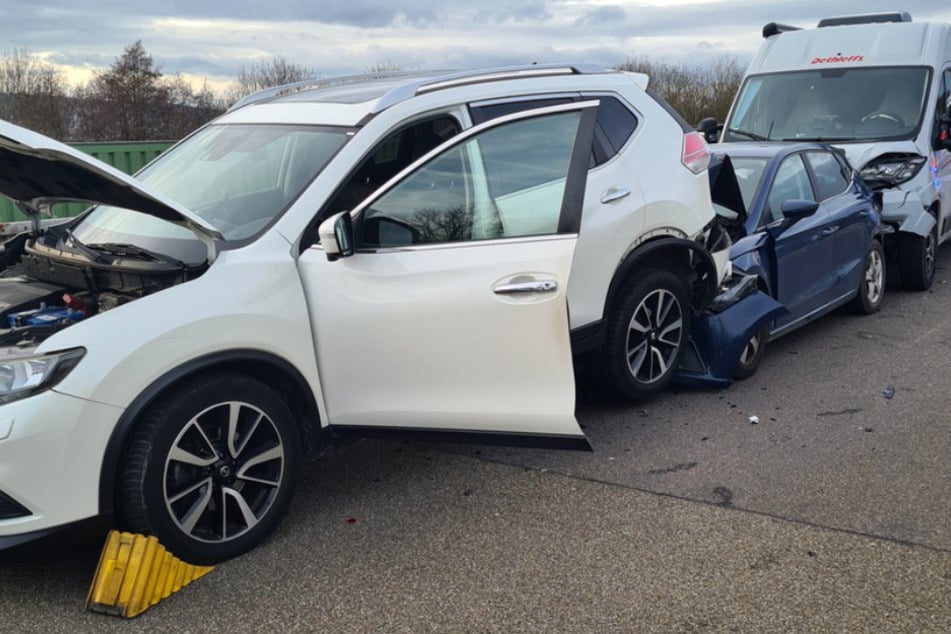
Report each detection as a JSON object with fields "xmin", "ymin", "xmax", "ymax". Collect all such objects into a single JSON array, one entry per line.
[{"xmin": 811, "ymin": 53, "xmax": 864, "ymax": 64}]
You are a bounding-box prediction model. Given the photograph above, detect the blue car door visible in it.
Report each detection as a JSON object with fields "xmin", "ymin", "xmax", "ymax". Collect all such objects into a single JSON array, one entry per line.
[
  {"xmin": 804, "ymin": 150, "xmax": 874, "ymax": 301},
  {"xmin": 766, "ymin": 154, "xmax": 838, "ymax": 335}
]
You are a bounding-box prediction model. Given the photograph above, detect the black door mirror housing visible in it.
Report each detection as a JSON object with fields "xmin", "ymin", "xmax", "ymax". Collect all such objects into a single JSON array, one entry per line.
[{"xmin": 697, "ymin": 117, "xmax": 720, "ymax": 144}]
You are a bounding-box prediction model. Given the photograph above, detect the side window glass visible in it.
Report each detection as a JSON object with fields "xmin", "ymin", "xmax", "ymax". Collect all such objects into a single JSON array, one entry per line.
[
  {"xmin": 595, "ymin": 96, "xmax": 638, "ymax": 156},
  {"xmin": 359, "ymin": 110, "xmax": 584, "ymax": 248},
  {"xmin": 765, "ymin": 155, "xmax": 814, "ymax": 225},
  {"xmin": 470, "ymin": 95, "xmax": 637, "ymax": 168},
  {"xmin": 319, "ymin": 116, "xmax": 461, "ymax": 222},
  {"xmin": 805, "ymin": 151, "xmax": 849, "ymax": 201}
]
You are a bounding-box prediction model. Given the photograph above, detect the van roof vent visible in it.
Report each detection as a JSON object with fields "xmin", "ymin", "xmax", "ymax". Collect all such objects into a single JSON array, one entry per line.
[{"xmin": 818, "ymin": 12, "xmax": 912, "ymax": 28}]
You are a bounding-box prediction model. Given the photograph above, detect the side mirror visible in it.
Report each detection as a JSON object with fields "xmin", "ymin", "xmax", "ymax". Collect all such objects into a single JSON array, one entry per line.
[
  {"xmin": 317, "ymin": 211, "xmax": 355, "ymax": 260},
  {"xmin": 781, "ymin": 198, "xmax": 819, "ymax": 222},
  {"xmin": 934, "ymin": 120, "xmax": 951, "ymax": 151},
  {"xmin": 766, "ymin": 199, "xmax": 819, "ymax": 238},
  {"xmin": 697, "ymin": 117, "xmax": 720, "ymax": 144}
]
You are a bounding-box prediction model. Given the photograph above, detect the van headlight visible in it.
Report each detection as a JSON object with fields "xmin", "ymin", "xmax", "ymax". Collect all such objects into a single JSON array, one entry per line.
[
  {"xmin": 860, "ymin": 153, "xmax": 926, "ymax": 188},
  {"xmin": 0, "ymin": 348, "xmax": 85, "ymax": 404}
]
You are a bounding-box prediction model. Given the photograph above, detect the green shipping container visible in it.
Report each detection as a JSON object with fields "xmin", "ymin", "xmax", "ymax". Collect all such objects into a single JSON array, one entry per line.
[{"xmin": 0, "ymin": 140, "xmax": 174, "ymax": 224}]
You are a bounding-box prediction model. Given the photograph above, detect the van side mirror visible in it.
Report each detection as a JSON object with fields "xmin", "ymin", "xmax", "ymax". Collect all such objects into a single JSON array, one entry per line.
[
  {"xmin": 318, "ymin": 211, "xmax": 355, "ymax": 260},
  {"xmin": 697, "ymin": 117, "xmax": 720, "ymax": 144},
  {"xmin": 934, "ymin": 120, "xmax": 951, "ymax": 151}
]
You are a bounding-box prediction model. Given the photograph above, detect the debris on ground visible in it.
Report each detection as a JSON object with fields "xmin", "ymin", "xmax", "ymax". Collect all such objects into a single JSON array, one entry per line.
[
  {"xmin": 883, "ymin": 385, "xmax": 895, "ymax": 400},
  {"xmin": 749, "ymin": 415, "xmax": 760, "ymax": 425}
]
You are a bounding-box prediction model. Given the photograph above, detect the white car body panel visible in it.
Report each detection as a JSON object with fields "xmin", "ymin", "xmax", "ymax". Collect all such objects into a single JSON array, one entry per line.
[
  {"xmin": 44, "ymin": 230, "xmax": 328, "ymax": 426},
  {"xmin": 300, "ymin": 236, "xmax": 580, "ymax": 436},
  {"xmin": 0, "ymin": 391, "xmax": 122, "ymax": 535}
]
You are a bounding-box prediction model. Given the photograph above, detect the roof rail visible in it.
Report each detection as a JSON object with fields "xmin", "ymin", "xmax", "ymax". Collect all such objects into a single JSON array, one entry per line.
[
  {"xmin": 818, "ymin": 12, "xmax": 912, "ymax": 28},
  {"xmin": 227, "ymin": 63, "xmax": 610, "ymax": 115},
  {"xmin": 762, "ymin": 22, "xmax": 801, "ymax": 38},
  {"xmin": 227, "ymin": 70, "xmax": 437, "ymax": 112},
  {"xmin": 371, "ymin": 63, "xmax": 608, "ymax": 113}
]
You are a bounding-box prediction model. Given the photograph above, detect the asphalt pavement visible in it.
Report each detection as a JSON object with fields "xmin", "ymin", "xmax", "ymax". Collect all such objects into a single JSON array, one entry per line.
[{"xmin": 2, "ymin": 252, "xmax": 951, "ymax": 632}]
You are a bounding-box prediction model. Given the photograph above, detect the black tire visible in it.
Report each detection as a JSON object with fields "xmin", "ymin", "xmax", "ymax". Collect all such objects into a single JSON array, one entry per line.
[
  {"xmin": 601, "ymin": 268, "xmax": 690, "ymax": 400},
  {"xmin": 898, "ymin": 222, "xmax": 937, "ymax": 291},
  {"xmin": 850, "ymin": 240, "xmax": 886, "ymax": 314},
  {"xmin": 734, "ymin": 325, "xmax": 768, "ymax": 380},
  {"xmin": 117, "ymin": 373, "xmax": 301, "ymax": 565}
]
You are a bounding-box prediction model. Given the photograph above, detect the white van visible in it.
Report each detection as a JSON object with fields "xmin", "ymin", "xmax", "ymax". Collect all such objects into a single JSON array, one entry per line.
[{"xmin": 715, "ymin": 12, "xmax": 951, "ymax": 290}]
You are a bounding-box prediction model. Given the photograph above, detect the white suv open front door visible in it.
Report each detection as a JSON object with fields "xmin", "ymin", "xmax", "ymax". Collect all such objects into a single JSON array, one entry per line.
[{"xmin": 298, "ymin": 102, "xmax": 599, "ymax": 448}]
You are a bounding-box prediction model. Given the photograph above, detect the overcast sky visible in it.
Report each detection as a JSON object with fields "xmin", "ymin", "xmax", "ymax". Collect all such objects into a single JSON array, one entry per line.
[{"xmin": 4, "ymin": 1, "xmax": 951, "ymax": 92}]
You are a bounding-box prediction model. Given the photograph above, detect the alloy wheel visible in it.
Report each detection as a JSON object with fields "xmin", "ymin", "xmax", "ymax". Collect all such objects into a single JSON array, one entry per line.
[
  {"xmin": 865, "ymin": 247, "xmax": 885, "ymax": 305},
  {"xmin": 625, "ymin": 288, "xmax": 683, "ymax": 384},
  {"xmin": 163, "ymin": 401, "xmax": 285, "ymax": 544},
  {"xmin": 739, "ymin": 334, "xmax": 761, "ymax": 367}
]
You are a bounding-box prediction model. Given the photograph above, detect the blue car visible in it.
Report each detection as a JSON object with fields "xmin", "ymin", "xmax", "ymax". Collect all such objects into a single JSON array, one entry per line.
[{"xmin": 707, "ymin": 142, "xmax": 884, "ymax": 379}]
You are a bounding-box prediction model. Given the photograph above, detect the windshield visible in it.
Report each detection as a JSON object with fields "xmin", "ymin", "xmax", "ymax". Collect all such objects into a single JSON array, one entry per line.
[
  {"xmin": 724, "ymin": 66, "xmax": 931, "ymax": 143},
  {"xmin": 70, "ymin": 124, "xmax": 351, "ymax": 263}
]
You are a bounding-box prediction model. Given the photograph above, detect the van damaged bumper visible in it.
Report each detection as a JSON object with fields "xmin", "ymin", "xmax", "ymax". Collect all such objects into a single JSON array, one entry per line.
[{"xmin": 673, "ymin": 274, "xmax": 786, "ymax": 388}]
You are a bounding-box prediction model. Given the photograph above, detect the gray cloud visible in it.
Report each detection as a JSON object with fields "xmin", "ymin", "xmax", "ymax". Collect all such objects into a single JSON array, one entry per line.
[{"xmin": 1, "ymin": 1, "xmax": 949, "ymax": 89}]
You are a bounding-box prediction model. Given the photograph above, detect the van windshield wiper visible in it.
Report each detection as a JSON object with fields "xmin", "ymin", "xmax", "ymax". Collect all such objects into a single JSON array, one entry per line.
[
  {"xmin": 781, "ymin": 136, "xmax": 853, "ymax": 142},
  {"xmin": 85, "ymin": 242, "xmax": 187, "ymax": 268},
  {"xmin": 726, "ymin": 127, "xmax": 771, "ymax": 141}
]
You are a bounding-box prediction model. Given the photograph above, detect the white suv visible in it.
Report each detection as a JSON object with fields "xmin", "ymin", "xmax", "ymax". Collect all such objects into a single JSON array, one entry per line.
[{"xmin": 0, "ymin": 65, "xmax": 731, "ymax": 563}]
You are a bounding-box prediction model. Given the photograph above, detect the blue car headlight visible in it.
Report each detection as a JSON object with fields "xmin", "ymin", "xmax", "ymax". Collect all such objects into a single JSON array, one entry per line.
[{"xmin": 0, "ymin": 347, "xmax": 85, "ymax": 404}]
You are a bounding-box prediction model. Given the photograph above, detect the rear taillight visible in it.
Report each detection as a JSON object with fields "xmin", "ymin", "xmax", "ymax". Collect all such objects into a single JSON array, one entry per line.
[{"xmin": 682, "ymin": 131, "xmax": 710, "ymax": 174}]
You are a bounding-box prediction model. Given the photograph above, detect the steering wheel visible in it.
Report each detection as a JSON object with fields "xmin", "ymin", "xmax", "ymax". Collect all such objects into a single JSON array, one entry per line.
[{"xmin": 860, "ymin": 112, "xmax": 904, "ymax": 127}]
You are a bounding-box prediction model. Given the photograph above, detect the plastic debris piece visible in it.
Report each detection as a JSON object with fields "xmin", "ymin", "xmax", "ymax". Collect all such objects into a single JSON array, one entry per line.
[
  {"xmin": 883, "ymin": 385, "xmax": 895, "ymax": 399},
  {"xmin": 749, "ymin": 415, "xmax": 760, "ymax": 424},
  {"xmin": 346, "ymin": 518, "xmax": 357, "ymax": 524}
]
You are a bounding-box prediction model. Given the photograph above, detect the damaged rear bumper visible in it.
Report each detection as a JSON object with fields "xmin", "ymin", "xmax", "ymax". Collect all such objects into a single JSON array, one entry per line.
[{"xmin": 673, "ymin": 274, "xmax": 786, "ymax": 389}]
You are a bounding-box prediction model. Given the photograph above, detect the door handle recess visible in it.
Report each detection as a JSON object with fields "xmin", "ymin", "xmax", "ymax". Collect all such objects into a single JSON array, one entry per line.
[
  {"xmin": 600, "ymin": 186, "xmax": 631, "ymax": 204},
  {"xmin": 493, "ymin": 280, "xmax": 558, "ymax": 295}
]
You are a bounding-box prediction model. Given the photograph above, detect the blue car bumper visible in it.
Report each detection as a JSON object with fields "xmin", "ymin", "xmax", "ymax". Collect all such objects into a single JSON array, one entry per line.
[{"xmin": 673, "ymin": 275, "xmax": 786, "ymax": 389}]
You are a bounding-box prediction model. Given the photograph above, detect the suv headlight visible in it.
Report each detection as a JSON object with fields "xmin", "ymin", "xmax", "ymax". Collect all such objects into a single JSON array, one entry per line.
[{"xmin": 0, "ymin": 348, "xmax": 85, "ymax": 404}]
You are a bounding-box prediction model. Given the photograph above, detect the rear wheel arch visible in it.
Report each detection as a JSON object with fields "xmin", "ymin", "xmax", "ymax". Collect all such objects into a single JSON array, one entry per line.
[
  {"xmin": 98, "ymin": 349, "xmax": 322, "ymax": 515},
  {"xmin": 604, "ymin": 236, "xmax": 718, "ymax": 321}
]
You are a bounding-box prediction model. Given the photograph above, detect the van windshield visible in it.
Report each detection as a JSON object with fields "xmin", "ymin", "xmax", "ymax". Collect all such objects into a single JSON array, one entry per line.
[{"xmin": 723, "ymin": 66, "xmax": 931, "ymax": 143}]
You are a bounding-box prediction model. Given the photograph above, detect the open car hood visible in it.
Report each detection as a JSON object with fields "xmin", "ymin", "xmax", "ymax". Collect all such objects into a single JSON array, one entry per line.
[
  {"xmin": 0, "ymin": 121, "xmax": 223, "ymax": 250},
  {"xmin": 708, "ymin": 153, "xmax": 747, "ymax": 225}
]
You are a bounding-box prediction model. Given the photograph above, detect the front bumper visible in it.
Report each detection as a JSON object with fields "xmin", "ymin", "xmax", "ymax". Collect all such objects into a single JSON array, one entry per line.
[
  {"xmin": 0, "ymin": 389, "xmax": 123, "ymax": 546},
  {"xmin": 673, "ymin": 274, "xmax": 786, "ymax": 388}
]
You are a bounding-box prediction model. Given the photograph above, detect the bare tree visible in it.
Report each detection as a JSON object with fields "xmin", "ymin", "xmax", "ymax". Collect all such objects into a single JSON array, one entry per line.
[
  {"xmin": 228, "ymin": 56, "xmax": 316, "ymax": 104},
  {"xmin": 0, "ymin": 47, "xmax": 72, "ymax": 138},
  {"xmin": 75, "ymin": 41, "xmax": 222, "ymax": 141},
  {"xmin": 159, "ymin": 74, "xmax": 225, "ymax": 139},
  {"xmin": 77, "ymin": 41, "xmax": 169, "ymax": 141},
  {"xmin": 617, "ymin": 56, "xmax": 743, "ymax": 125},
  {"xmin": 363, "ymin": 61, "xmax": 403, "ymax": 79}
]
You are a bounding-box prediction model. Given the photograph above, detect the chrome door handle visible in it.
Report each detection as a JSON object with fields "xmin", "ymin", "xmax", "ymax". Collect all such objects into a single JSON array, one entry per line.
[
  {"xmin": 493, "ymin": 280, "xmax": 559, "ymax": 295},
  {"xmin": 600, "ymin": 186, "xmax": 631, "ymax": 204}
]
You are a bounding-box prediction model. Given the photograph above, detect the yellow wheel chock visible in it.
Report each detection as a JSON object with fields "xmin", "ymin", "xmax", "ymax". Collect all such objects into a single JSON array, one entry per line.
[{"xmin": 86, "ymin": 530, "xmax": 214, "ymax": 618}]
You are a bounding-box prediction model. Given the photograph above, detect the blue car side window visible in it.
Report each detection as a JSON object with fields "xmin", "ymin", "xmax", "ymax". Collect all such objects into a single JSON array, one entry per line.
[{"xmin": 765, "ymin": 155, "xmax": 814, "ymax": 225}]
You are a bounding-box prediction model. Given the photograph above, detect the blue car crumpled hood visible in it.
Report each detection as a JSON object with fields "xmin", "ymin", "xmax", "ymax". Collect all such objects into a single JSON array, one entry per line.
[{"xmin": 673, "ymin": 274, "xmax": 786, "ymax": 389}]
